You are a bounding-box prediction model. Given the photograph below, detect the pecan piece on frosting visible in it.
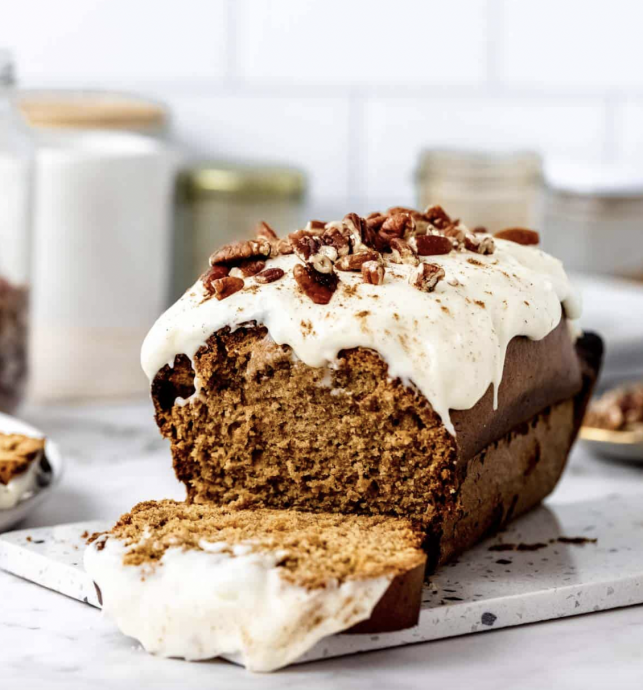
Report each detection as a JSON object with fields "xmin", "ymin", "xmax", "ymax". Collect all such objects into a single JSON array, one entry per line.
[
  {"xmin": 414, "ymin": 234, "xmax": 453, "ymax": 256},
  {"xmin": 389, "ymin": 237, "xmax": 419, "ymax": 266},
  {"xmin": 201, "ymin": 264, "xmax": 230, "ymax": 290},
  {"xmin": 255, "ymin": 220, "xmax": 278, "ymax": 240},
  {"xmin": 342, "ymin": 212, "xmax": 367, "ymax": 247},
  {"xmin": 365, "ymin": 213, "xmax": 388, "ymax": 233},
  {"xmin": 293, "ymin": 235, "xmax": 336, "ymax": 273},
  {"xmin": 335, "ymin": 250, "xmax": 380, "ymax": 272},
  {"xmin": 342, "ymin": 212, "xmax": 386, "ymax": 252},
  {"xmin": 293, "ymin": 263, "xmax": 338, "ymax": 304},
  {"xmin": 442, "ymin": 224, "xmax": 467, "ymax": 245},
  {"xmin": 494, "ymin": 227, "xmax": 540, "ymax": 245},
  {"xmin": 305, "ymin": 220, "xmax": 327, "ymax": 233},
  {"xmin": 210, "ymin": 238, "xmax": 272, "ymax": 266},
  {"xmin": 410, "ymin": 262, "xmax": 445, "ymax": 292},
  {"xmin": 362, "ymin": 260, "xmax": 385, "ymax": 285},
  {"xmin": 424, "ymin": 205, "xmax": 453, "ymax": 231},
  {"xmin": 379, "ymin": 213, "xmax": 414, "ymax": 244},
  {"xmin": 464, "ymin": 233, "xmax": 495, "ymax": 255},
  {"xmin": 322, "ymin": 225, "xmax": 351, "ymax": 257},
  {"xmin": 255, "ymin": 267, "xmax": 285, "ymax": 284},
  {"xmin": 211, "ymin": 276, "xmax": 244, "ymax": 300},
  {"xmin": 231, "ymin": 259, "xmax": 266, "ymax": 277}
]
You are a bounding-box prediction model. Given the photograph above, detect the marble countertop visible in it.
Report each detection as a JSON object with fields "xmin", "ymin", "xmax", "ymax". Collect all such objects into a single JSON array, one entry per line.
[{"xmin": 2, "ymin": 400, "xmax": 643, "ymax": 689}]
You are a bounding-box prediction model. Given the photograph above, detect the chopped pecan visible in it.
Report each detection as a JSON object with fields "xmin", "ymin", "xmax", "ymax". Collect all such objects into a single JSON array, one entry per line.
[
  {"xmin": 335, "ymin": 250, "xmax": 380, "ymax": 271},
  {"xmin": 424, "ymin": 205, "xmax": 453, "ymax": 231},
  {"xmin": 276, "ymin": 237, "xmax": 294, "ymax": 255},
  {"xmin": 410, "ymin": 262, "xmax": 445, "ymax": 292},
  {"xmin": 389, "ymin": 237, "xmax": 419, "ymax": 266},
  {"xmin": 211, "ymin": 276, "xmax": 244, "ymax": 300},
  {"xmin": 293, "ymin": 235, "xmax": 322, "ymax": 261},
  {"xmin": 362, "ymin": 260, "xmax": 385, "ymax": 285},
  {"xmin": 442, "ymin": 224, "xmax": 467, "ymax": 245},
  {"xmin": 210, "ymin": 238, "xmax": 272, "ymax": 266},
  {"xmin": 305, "ymin": 220, "xmax": 326, "ymax": 234},
  {"xmin": 255, "ymin": 267, "xmax": 285, "ymax": 284},
  {"xmin": 255, "ymin": 221, "xmax": 278, "ymax": 240},
  {"xmin": 322, "ymin": 225, "xmax": 351, "ymax": 257},
  {"xmin": 472, "ymin": 225, "xmax": 488, "ymax": 234},
  {"xmin": 494, "ymin": 228, "xmax": 540, "ymax": 245},
  {"xmin": 380, "ymin": 213, "xmax": 414, "ymax": 244},
  {"xmin": 365, "ymin": 213, "xmax": 388, "ymax": 233},
  {"xmin": 289, "ymin": 228, "xmax": 316, "ymax": 242},
  {"xmin": 234, "ymin": 259, "xmax": 266, "ymax": 277},
  {"xmin": 414, "ymin": 234, "xmax": 453, "ymax": 256},
  {"xmin": 293, "ymin": 235, "xmax": 335, "ymax": 273},
  {"xmin": 464, "ymin": 234, "xmax": 495, "ymax": 254},
  {"xmin": 293, "ymin": 263, "xmax": 338, "ymax": 304},
  {"xmin": 342, "ymin": 213, "xmax": 367, "ymax": 247},
  {"xmin": 201, "ymin": 264, "xmax": 230, "ymax": 290},
  {"xmin": 387, "ymin": 206, "xmax": 418, "ymax": 217}
]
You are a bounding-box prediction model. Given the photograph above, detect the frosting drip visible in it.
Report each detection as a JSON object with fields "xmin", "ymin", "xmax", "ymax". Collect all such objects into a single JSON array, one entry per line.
[
  {"xmin": 141, "ymin": 238, "xmax": 581, "ymax": 435},
  {"xmin": 84, "ymin": 536, "xmax": 390, "ymax": 672}
]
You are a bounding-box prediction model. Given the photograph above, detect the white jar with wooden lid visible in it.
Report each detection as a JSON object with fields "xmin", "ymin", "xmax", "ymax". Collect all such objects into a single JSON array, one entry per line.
[{"xmin": 23, "ymin": 92, "xmax": 176, "ymax": 401}]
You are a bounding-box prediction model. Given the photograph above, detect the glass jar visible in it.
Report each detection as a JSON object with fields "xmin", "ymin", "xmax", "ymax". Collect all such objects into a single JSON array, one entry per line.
[
  {"xmin": 416, "ymin": 148, "xmax": 543, "ymax": 232},
  {"xmin": 0, "ymin": 51, "xmax": 33, "ymax": 414},
  {"xmin": 543, "ymin": 161, "xmax": 643, "ymax": 278},
  {"xmin": 172, "ymin": 162, "xmax": 307, "ymax": 301}
]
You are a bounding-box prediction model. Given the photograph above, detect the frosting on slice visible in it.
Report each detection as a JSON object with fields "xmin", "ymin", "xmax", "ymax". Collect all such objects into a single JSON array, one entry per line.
[
  {"xmin": 141, "ymin": 233, "xmax": 580, "ymax": 435},
  {"xmin": 84, "ymin": 535, "xmax": 391, "ymax": 672},
  {"xmin": 0, "ymin": 457, "xmax": 41, "ymax": 509}
]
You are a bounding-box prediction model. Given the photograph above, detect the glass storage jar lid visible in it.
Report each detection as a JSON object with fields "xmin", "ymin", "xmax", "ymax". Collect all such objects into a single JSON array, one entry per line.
[
  {"xmin": 177, "ymin": 161, "xmax": 307, "ymax": 201},
  {"xmin": 18, "ymin": 90, "xmax": 167, "ymax": 132}
]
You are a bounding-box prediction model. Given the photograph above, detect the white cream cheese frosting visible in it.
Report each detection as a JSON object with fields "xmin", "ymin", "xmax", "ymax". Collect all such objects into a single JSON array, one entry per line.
[
  {"xmin": 141, "ymin": 235, "xmax": 581, "ymax": 435},
  {"xmin": 84, "ymin": 535, "xmax": 391, "ymax": 672},
  {"xmin": 0, "ymin": 456, "xmax": 41, "ymax": 510}
]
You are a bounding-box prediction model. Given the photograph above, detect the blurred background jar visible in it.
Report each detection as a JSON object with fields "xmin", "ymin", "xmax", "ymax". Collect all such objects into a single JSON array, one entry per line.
[
  {"xmin": 543, "ymin": 161, "xmax": 643, "ymax": 278},
  {"xmin": 19, "ymin": 90, "xmax": 176, "ymax": 402},
  {"xmin": 172, "ymin": 161, "xmax": 307, "ymax": 300},
  {"xmin": 416, "ymin": 148, "xmax": 543, "ymax": 232},
  {"xmin": 0, "ymin": 51, "xmax": 33, "ymax": 414}
]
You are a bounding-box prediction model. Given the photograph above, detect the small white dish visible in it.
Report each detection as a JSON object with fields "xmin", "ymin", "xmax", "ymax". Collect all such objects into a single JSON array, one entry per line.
[
  {"xmin": 579, "ymin": 425, "xmax": 643, "ymax": 463},
  {"xmin": 0, "ymin": 412, "xmax": 64, "ymax": 532}
]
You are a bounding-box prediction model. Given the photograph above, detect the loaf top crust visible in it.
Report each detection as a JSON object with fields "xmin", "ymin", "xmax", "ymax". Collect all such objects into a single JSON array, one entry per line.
[{"xmin": 142, "ymin": 208, "xmax": 581, "ymax": 434}]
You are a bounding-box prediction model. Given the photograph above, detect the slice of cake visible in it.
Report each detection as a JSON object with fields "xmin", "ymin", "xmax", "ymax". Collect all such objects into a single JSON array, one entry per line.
[
  {"xmin": 0, "ymin": 432, "xmax": 47, "ymax": 509},
  {"xmin": 141, "ymin": 207, "xmax": 602, "ymax": 570},
  {"xmin": 84, "ymin": 499, "xmax": 426, "ymax": 672}
]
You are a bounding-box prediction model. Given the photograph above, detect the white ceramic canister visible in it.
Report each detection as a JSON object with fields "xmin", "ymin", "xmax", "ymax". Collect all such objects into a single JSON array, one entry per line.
[{"xmin": 29, "ymin": 130, "xmax": 176, "ymax": 401}]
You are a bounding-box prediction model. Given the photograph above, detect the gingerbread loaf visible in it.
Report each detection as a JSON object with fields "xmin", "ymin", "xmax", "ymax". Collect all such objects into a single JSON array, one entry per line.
[{"xmin": 142, "ymin": 207, "xmax": 601, "ymax": 571}]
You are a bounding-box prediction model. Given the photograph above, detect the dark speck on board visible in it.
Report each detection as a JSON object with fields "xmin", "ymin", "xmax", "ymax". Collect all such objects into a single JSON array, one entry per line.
[{"xmin": 481, "ymin": 612, "xmax": 497, "ymax": 626}]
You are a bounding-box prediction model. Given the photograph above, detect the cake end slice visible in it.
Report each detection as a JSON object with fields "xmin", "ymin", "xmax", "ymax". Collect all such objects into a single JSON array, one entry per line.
[{"xmin": 85, "ymin": 500, "xmax": 426, "ymax": 672}]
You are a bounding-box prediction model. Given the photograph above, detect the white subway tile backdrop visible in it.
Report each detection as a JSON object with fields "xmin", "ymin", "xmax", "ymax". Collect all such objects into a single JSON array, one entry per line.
[{"xmin": 1, "ymin": 0, "xmax": 641, "ymax": 207}]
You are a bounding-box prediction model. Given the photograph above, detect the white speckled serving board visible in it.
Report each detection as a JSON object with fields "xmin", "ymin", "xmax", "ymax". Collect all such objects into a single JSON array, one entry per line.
[{"xmin": 1, "ymin": 494, "xmax": 642, "ymax": 668}]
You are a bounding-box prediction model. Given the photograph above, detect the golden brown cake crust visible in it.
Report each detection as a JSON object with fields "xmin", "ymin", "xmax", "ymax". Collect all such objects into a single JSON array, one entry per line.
[
  {"xmin": 0, "ymin": 433, "xmax": 45, "ymax": 485},
  {"xmin": 90, "ymin": 499, "xmax": 426, "ymax": 590}
]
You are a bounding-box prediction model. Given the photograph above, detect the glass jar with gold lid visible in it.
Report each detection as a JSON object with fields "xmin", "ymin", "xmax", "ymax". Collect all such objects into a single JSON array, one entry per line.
[
  {"xmin": 416, "ymin": 148, "xmax": 543, "ymax": 232},
  {"xmin": 172, "ymin": 161, "xmax": 307, "ymax": 300}
]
